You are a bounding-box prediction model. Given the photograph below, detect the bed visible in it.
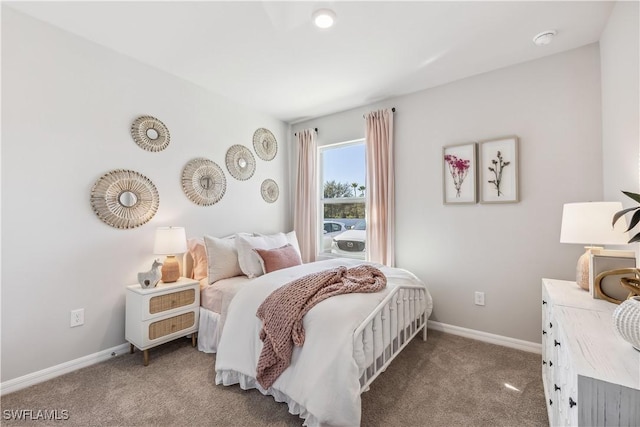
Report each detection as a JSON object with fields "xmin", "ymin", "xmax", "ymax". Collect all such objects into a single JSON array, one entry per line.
[{"xmin": 183, "ymin": 232, "xmax": 433, "ymax": 426}]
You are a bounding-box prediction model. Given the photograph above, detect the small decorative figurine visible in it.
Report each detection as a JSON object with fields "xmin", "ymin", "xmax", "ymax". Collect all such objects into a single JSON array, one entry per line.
[{"xmin": 138, "ymin": 260, "xmax": 163, "ymax": 288}]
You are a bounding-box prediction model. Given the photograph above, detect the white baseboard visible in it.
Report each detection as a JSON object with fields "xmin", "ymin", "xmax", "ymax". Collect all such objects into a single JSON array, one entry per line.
[
  {"xmin": 0, "ymin": 343, "xmax": 130, "ymax": 396},
  {"xmin": 427, "ymin": 320, "xmax": 541, "ymax": 354}
]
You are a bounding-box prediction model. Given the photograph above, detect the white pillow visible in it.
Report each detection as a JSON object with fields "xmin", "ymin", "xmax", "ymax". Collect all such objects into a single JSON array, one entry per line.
[
  {"xmin": 285, "ymin": 230, "xmax": 302, "ymax": 259},
  {"xmin": 203, "ymin": 235, "xmax": 244, "ymax": 284},
  {"xmin": 235, "ymin": 233, "xmax": 288, "ymax": 278}
]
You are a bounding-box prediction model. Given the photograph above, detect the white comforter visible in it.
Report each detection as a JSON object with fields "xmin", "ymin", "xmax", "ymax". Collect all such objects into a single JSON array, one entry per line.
[{"xmin": 215, "ymin": 258, "xmax": 432, "ymax": 426}]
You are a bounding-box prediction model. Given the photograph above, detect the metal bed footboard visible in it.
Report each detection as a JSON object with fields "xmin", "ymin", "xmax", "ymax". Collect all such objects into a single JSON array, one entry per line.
[{"xmin": 354, "ymin": 285, "xmax": 428, "ymax": 392}]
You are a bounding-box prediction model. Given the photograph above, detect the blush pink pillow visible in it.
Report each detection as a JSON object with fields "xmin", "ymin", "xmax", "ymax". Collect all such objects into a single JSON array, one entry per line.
[
  {"xmin": 253, "ymin": 244, "xmax": 303, "ymax": 274},
  {"xmin": 187, "ymin": 238, "xmax": 208, "ymax": 283}
]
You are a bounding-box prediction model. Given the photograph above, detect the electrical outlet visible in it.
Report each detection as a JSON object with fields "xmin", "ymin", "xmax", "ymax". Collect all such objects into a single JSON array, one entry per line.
[
  {"xmin": 70, "ymin": 309, "xmax": 84, "ymax": 327},
  {"xmin": 474, "ymin": 292, "xmax": 485, "ymax": 306}
]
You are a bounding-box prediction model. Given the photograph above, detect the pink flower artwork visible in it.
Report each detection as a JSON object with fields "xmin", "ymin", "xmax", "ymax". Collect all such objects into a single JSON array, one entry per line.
[{"xmin": 444, "ymin": 154, "xmax": 471, "ymax": 197}]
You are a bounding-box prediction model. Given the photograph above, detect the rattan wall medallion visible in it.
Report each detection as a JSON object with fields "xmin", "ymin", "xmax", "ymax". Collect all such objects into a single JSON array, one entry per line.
[
  {"xmin": 90, "ymin": 169, "xmax": 159, "ymax": 229},
  {"xmin": 131, "ymin": 115, "xmax": 170, "ymax": 152},
  {"xmin": 181, "ymin": 158, "xmax": 227, "ymax": 206},
  {"xmin": 253, "ymin": 128, "xmax": 277, "ymax": 161},
  {"xmin": 261, "ymin": 179, "xmax": 279, "ymax": 203},
  {"xmin": 225, "ymin": 144, "xmax": 256, "ymax": 181}
]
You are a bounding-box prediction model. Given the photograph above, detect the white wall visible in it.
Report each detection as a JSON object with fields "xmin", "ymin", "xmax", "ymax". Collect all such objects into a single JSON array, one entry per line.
[
  {"xmin": 292, "ymin": 45, "xmax": 603, "ymax": 343},
  {"xmin": 600, "ymin": 2, "xmax": 639, "ymax": 207},
  {"xmin": 1, "ymin": 8, "xmax": 289, "ymax": 382}
]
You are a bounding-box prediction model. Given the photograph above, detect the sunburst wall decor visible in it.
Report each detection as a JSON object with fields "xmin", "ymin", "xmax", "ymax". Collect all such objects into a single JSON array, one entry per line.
[
  {"xmin": 131, "ymin": 115, "xmax": 170, "ymax": 152},
  {"xmin": 261, "ymin": 179, "xmax": 279, "ymax": 203},
  {"xmin": 90, "ymin": 169, "xmax": 159, "ymax": 229},
  {"xmin": 181, "ymin": 158, "xmax": 227, "ymax": 206},
  {"xmin": 253, "ymin": 128, "xmax": 277, "ymax": 161},
  {"xmin": 226, "ymin": 144, "xmax": 256, "ymax": 181}
]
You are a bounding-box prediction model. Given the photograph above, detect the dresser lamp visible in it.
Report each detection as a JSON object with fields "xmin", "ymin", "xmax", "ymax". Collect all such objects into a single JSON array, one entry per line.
[
  {"xmin": 560, "ymin": 202, "xmax": 629, "ymax": 291},
  {"xmin": 153, "ymin": 226, "xmax": 187, "ymax": 283}
]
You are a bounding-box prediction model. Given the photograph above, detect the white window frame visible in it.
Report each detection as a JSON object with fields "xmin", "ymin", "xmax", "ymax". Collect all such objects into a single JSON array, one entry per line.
[{"xmin": 318, "ymin": 138, "xmax": 366, "ymax": 257}]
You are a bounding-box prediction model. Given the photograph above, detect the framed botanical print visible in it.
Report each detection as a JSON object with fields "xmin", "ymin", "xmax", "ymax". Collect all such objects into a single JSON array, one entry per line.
[
  {"xmin": 479, "ymin": 136, "xmax": 519, "ymax": 203},
  {"xmin": 442, "ymin": 142, "xmax": 477, "ymax": 204}
]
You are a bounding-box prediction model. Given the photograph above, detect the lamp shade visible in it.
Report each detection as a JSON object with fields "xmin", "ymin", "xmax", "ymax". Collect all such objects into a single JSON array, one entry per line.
[
  {"xmin": 560, "ymin": 202, "xmax": 629, "ymax": 245},
  {"xmin": 153, "ymin": 226, "xmax": 187, "ymax": 255}
]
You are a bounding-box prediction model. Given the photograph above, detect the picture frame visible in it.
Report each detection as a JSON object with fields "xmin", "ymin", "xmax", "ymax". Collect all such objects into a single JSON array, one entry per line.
[
  {"xmin": 479, "ymin": 136, "xmax": 519, "ymax": 203},
  {"xmin": 442, "ymin": 142, "xmax": 477, "ymax": 204}
]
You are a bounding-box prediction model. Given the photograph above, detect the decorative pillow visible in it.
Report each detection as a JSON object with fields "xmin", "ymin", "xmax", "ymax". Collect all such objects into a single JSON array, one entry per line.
[
  {"xmin": 203, "ymin": 235, "xmax": 244, "ymax": 284},
  {"xmin": 236, "ymin": 233, "xmax": 288, "ymax": 278},
  {"xmin": 285, "ymin": 231, "xmax": 302, "ymax": 260},
  {"xmin": 254, "ymin": 244, "xmax": 303, "ymax": 274},
  {"xmin": 187, "ymin": 238, "xmax": 208, "ymax": 283}
]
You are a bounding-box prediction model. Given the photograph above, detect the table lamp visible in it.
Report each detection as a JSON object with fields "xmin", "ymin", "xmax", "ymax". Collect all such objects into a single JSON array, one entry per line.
[
  {"xmin": 560, "ymin": 202, "xmax": 629, "ymax": 290},
  {"xmin": 154, "ymin": 226, "xmax": 187, "ymax": 283}
]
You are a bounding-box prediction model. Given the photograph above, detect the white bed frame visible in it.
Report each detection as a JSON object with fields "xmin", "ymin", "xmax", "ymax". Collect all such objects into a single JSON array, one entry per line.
[
  {"xmin": 182, "ymin": 252, "xmax": 429, "ymax": 393},
  {"xmin": 355, "ymin": 285, "xmax": 428, "ymax": 391}
]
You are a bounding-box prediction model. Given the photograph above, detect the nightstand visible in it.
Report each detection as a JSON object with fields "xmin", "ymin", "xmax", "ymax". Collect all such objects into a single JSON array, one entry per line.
[{"xmin": 125, "ymin": 277, "xmax": 200, "ymax": 366}]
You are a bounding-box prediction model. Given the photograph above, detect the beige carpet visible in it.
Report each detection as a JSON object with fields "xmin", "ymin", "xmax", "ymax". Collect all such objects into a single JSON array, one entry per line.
[{"xmin": 1, "ymin": 330, "xmax": 548, "ymax": 426}]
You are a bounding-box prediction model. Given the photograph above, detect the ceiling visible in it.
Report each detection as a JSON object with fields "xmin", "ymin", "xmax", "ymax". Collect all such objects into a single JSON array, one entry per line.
[{"xmin": 6, "ymin": 1, "xmax": 615, "ymax": 123}]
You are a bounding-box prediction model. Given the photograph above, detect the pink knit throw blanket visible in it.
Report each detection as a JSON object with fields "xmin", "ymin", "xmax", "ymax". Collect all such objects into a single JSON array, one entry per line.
[{"xmin": 255, "ymin": 264, "xmax": 387, "ymax": 389}]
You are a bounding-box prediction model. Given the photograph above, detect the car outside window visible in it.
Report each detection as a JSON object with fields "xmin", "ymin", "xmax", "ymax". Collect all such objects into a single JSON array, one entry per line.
[{"xmin": 319, "ymin": 140, "xmax": 366, "ymax": 259}]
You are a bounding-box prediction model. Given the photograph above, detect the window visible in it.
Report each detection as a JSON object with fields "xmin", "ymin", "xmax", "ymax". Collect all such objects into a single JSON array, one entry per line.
[{"xmin": 319, "ymin": 139, "xmax": 366, "ymax": 259}]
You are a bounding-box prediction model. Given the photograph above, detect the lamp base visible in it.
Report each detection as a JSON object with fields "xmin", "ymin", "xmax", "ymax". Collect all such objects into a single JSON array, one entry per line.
[
  {"xmin": 161, "ymin": 255, "xmax": 180, "ymax": 283},
  {"xmin": 575, "ymin": 247, "xmax": 602, "ymax": 291}
]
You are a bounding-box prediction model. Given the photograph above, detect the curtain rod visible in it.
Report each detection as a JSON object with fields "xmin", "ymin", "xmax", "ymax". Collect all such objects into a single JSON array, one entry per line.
[
  {"xmin": 294, "ymin": 128, "xmax": 318, "ymax": 136},
  {"xmin": 363, "ymin": 107, "xmax": 396, "ymax": 118}
]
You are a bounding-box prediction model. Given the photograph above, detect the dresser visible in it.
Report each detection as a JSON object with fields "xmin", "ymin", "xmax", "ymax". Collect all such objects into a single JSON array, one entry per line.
[
  {"xmin": 541, "ymin": 278, "xmax": 640, "ymax": 426},
  {"xmin": 126, "ymin": 277, "xmax": 200, "ymax": 365}
]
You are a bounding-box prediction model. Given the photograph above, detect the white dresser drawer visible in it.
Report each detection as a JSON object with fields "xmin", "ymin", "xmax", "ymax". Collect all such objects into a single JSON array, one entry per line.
[{"xmin": 542, "ymin": 278, "xmax": 640, "ymax": 426}]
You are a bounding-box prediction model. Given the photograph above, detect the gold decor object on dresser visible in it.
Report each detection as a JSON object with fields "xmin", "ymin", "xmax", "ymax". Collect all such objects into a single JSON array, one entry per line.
[
  {"xmin": 126, "ymin": 278, "xmax": 199, "ymax": 366},
  {"xmin": 130, "ymin": 115, "xmax": 170, "ymax": 152},
  {"xmin": 90, "ymin": 169, "xmax": 159, "ymax": 229},
  {"xmin": 594, "ymin": 268, "xmax": 640, "ymax": 304}
]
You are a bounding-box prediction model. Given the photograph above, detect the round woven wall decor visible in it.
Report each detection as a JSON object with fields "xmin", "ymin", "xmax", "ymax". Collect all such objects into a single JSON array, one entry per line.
[
  {"xmin": 261, "ymin": 179, "xmax": 279, "ymax": 203},
  {"xmin": 225, "ymin": 145, "xmax": 256, "ymax": 181},
  {"xmin": 181, "ymin": 158, "xmax": 226, "ymax": 206},
  {"xmin": 131, "ymin": 116, "xmax": 170, "ymax": 152},
  {"xmin": 90, "ymin": 169, "xmax": 159, "ymax": 229},
  {"xmin": 253, "ymin": 128, "xmax": 277, "ymax": 161}
]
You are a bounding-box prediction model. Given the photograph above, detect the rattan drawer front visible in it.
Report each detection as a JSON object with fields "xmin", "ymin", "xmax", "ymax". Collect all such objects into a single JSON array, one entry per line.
[
  {"xmin": 149, "ymin": 289, "xmax": 195, "ymax": 314},
  {"xmin": 148, "ymin": 312, "xmax": 195, "ymax": 340}
]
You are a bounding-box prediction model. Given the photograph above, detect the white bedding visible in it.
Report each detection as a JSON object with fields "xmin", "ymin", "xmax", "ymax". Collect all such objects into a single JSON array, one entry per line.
[
  {"xmin": 198, "ymin": 275, "xmax": 251, "ymax": 353},
  {"xmin": 215, "ymin": 258, "xmax": 432, "ymax": 426}
]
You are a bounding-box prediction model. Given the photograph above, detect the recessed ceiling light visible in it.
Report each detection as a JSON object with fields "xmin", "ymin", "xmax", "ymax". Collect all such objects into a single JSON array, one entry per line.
[
  {"xmin": 312, "ymin": 9, "xmax": 336, "ymax": 29},
  {"xmin": 533, "ymin": 30, "xmax": 557, "ymax": 46}
]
